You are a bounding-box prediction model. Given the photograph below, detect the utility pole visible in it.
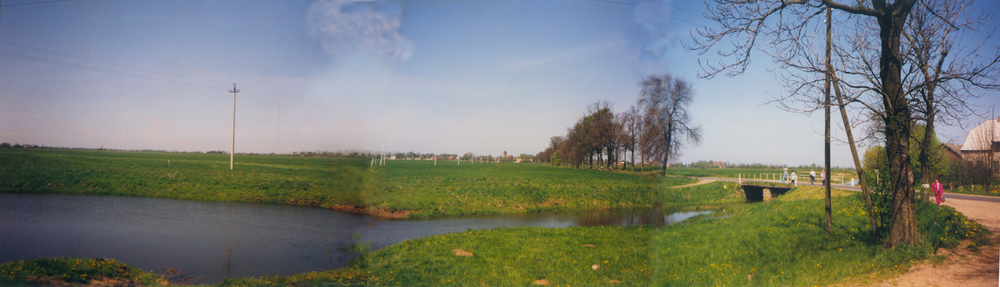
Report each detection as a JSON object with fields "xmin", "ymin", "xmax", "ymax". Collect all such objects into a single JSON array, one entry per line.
[
  {"xmin": 276, "ymin": 98, "xmax": 280, "ymax": 155},
  {"xmin": 230, "ymin": 83, "xmax": 239, "ymax": 170},
  {"xmin": 823, "ymin": 8, "xmax": 833, "ymax": 234}
]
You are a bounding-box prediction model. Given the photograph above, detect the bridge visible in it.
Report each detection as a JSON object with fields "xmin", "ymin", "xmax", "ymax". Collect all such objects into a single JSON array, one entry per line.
[{"xmin": 740, "ymin": 184, "xmax": 794, "ymax": 202}]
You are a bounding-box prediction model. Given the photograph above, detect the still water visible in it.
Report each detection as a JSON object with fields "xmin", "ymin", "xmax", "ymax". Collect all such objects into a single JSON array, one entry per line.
[{"xmin": 0, "ymin": 194, "xmax": 711, "ymax": 283}]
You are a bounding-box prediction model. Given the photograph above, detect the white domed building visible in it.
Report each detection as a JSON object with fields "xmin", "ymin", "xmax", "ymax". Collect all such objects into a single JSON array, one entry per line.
[{"xmin": 959, "ymin": 117, "xmax": 1000, "ymax": 166}]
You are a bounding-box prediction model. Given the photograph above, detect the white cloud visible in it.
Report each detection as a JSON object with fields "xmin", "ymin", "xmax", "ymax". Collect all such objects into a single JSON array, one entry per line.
[
  {"xmin": 631, "ymin": 0, "xmax": 676, "ymax": 75},
  {"xmin": 305, "ymin": 0, "xmax": 413, "ymax": 61}
]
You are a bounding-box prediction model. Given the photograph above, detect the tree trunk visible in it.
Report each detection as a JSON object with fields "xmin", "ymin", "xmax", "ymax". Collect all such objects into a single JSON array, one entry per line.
[
  {"xmin": 880, "ymin": 8, "xmax": 920, "ymax": 247},
  {"xmin": 662, "ymin": 122, "xmax": 673, "ymax": 175},
  {"xmin": 919, "ymin": 114, "xmax": 934, "ymax": 185},
  {"xmin": 630, "ymin": 143, "xmax": 636, "ymax": 171}
]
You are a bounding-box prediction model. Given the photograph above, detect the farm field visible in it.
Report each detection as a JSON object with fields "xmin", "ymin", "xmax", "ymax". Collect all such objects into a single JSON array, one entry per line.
[
  {"xmin": 0, "ymin": 149, "xmax": 704, "ymax": 218},
  {"xmin": 2, "ymin": 184, "xmax": 988, "ymax": 286},
  {"xmin": 1, "ymin": 149, "xmax": 992, "ymax": 286}
]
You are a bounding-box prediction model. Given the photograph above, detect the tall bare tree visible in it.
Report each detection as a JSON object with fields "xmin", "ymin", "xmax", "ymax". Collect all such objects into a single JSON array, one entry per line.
[
  {"xmin": 622, "ymin": 105, "xmax": 643, "ymax": 170},
  {"xmin": 638, "ymin": 75, "xmax": 702, "ymax": 175},
  {"xmin": 690, "ymin": 0, "xmax": 925, "ymax": 247},
  {"xmin": 904, "ymin": 0, "xmax": 1000, "ymax": 186}
]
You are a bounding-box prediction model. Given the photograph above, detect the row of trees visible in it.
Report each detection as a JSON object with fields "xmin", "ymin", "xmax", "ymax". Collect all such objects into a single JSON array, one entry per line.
[{"xmin": 536, "ymin": 75, "xmax": 701, "ymax": 175}]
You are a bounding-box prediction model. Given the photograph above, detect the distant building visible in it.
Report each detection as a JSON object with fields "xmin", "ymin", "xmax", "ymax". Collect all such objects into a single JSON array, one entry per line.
[
  {"xmin": 942, "ymin": 143, "xmax": 963, "ymax": 161},
  {"xmin": 954, "ymin": 117, "xmax": 1000, "ymax": 171}
]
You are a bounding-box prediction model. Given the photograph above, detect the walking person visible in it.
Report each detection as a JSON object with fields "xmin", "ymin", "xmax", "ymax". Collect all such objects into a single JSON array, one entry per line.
[
  {"xmin": 791, "ymin": 171, "xmax": 797, "ymax": 186},
  {"xmin": 932, "ymin": 179, "xmax": 945, "ymax": 205},
  {"xmin": 810, "ymin": 169, "xmax": 816, "ymax": 185},
  {"xmin": 820, "ymin": 171, "xmax": 826, "ymax": 185},
  {"xmin": 782, "ymin": 168, "xmax": 788, "ymax": 184}
]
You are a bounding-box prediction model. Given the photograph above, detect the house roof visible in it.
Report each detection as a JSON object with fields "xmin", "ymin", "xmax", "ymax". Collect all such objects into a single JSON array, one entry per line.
[
  {"xmin": 960, "ymin": 117, "xmax": 1000, "ymax": 151},
  {"xmin": 943, "ymin": 143, "xmax": 963, "ymax": 154}
]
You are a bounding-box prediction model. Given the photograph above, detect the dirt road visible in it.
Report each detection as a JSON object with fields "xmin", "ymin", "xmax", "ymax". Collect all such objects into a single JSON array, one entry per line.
[
  {"xmin": 869, "ymin": 194, "xmax": 1000, "ymax": 286},
  {"xmin": 685, "ymin": 177, "xmax": 998, "ymax": 286}
]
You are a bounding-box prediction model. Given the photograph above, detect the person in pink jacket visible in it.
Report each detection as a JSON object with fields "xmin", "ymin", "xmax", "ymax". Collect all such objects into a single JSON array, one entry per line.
[{"xmin": 932, "ymin": 179, "xmax": 944, "ymax": 205}]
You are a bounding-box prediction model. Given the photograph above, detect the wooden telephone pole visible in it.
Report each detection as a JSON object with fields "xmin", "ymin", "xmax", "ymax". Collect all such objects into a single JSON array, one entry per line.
[
  {"xmin": 823, "ymin": 8, "xmax": 833, "ymax": 234},
  {"xmin": 230, "ymin": 83, "xmax": 239, "ymax": 170}
]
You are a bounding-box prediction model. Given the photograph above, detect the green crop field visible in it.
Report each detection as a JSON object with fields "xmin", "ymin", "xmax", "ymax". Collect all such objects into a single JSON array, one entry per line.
[{"xmin": 0, "ymin": 149, "xmax": 699, "ymax": 218}]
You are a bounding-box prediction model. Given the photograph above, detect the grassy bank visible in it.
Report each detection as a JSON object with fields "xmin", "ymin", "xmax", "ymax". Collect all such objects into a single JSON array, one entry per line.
[
  {"xmin": 0, "ymin": 149, "xmax": 696, "ymax": 218},
  {"xmin": 2, "ymin": 184, "xmax": 989, "ymax": 286},
  {"xmin": 217, "ymin": 185, "xmax": 987, "ymax": 286},
  {"xmin": 0, "ymin": 258, "xmax": 166, "ymax": 286}
]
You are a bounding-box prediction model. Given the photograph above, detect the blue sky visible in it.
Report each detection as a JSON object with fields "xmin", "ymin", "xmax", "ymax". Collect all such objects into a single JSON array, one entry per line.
[{"xmin": 1, "ymin": 0, "xmax": 998, "ymax": 167}]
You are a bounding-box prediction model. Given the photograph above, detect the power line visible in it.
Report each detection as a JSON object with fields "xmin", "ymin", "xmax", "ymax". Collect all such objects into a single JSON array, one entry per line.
[
  {"xmin": 2, "ymin": 44, "xmax": 290, "ymax": 114},
  {"xmin": 0, "ymin": 42, "xmax": 294, "ymax": 110},
  {"xmin": 1, "ymin": 0, "xmax": 70, "ymax": 7},
  {"xmin": 0, "ymin": 41, "xmax": 228, "ymax": 86},
  {"xmin": 586, "ymin": 0, "xmax": 635, "ymax": 6},
  {"xmin": 0, "ymin": 50, "xmax": 226, "ymax": 91}
]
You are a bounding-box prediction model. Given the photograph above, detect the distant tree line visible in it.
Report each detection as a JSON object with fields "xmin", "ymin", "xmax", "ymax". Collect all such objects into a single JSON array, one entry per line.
[{"xmin": 536, "ymin": 74, "xmax": 701, "ymax": 174}]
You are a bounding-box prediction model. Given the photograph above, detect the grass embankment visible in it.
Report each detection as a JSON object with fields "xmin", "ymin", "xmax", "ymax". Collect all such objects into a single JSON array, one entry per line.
[
  {"xmin": 0, "ymin": 258, "xmax": 166, "ymax": 286},
  {"xmin": 0, "ymin": 183, "xmax": 989, "ymax": 286},
  {"xmin": 0, "ymin": 149, "xmax": 695, "ymax": 218},
  {"xmin": 219, "ymin": 184, "xmax": 987, "ymax": 286}
]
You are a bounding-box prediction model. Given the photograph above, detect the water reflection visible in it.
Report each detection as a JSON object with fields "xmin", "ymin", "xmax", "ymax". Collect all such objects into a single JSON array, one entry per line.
[
  {"xmin": 576, "ymin": 208, "xmax": 712, "ymax": 226},
  {"xmin": 0, "ymin": 194, "xmax": 712, "ymax": 284}
]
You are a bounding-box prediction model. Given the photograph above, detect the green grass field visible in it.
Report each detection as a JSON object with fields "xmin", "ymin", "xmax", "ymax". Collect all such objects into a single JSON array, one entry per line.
[
  {"xmin": 1, "ymin": 149, "xmax": 992, "ymax": 286},
  {"xmin": 0, "ymin": 149, "xmax": 697, "ymax": 218}
]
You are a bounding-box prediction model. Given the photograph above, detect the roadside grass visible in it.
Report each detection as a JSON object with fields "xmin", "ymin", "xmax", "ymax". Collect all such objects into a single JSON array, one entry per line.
[
  {"xmin": 944, "ymin": 184, "xmax": 1000, "ymax": 197},
  {"xmin": 0, "ymin": 149, "xmax": 695, "ymax": 218},
  {"xmin": 0, "ymin": 257, "xmax": 166, "ymax": 286}
]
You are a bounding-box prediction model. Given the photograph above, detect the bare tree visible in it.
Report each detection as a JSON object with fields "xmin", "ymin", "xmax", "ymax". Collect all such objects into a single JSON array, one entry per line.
[
  {"xmin": 622, "ymin": 105, "xmax": 643, "ymax": 171},
  {"xmin": 582, "ymin": 101, "xmax": 617, "ymax": 169},
  {"xmin": 638, "ymin": 75, "xmax": 702, "ymax": 175},
  {"xmin": 689, "ymin": 0, "xmax": 963, "ymax": 247},
  {"xmin": 905, "ymin": 0, "xmax": 1000, "ymax": 187}
]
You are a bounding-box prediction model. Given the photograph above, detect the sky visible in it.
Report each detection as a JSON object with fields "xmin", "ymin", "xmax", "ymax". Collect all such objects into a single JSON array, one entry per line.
[{"xmin": 1, "ymin": 0, "xmax": 998, "ymax": 167}]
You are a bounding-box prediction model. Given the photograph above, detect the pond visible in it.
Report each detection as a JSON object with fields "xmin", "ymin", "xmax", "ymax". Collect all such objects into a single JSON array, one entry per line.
[{"xmin": 0, "ymin": 194, "xmax": 712, "ymax": 283}]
